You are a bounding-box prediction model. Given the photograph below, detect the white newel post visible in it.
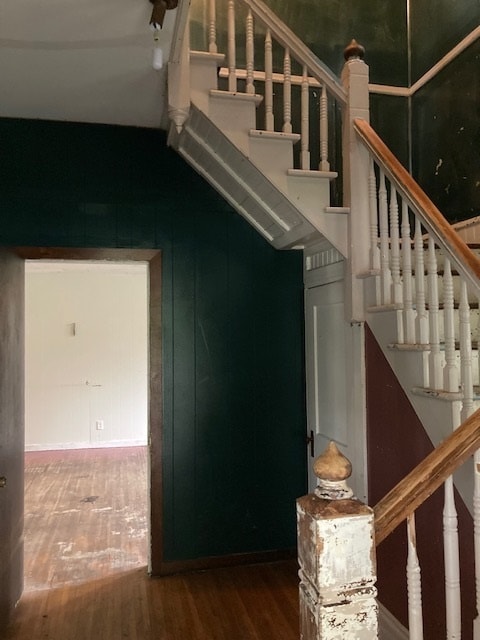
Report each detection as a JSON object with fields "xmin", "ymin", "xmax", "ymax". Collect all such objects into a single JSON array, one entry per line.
[
  {"xmin": 341, "ymin": 41, "xmax": 371, "ymax": 323},
  {"xmin": 297, "ymin": 442, "xmax": 378, "ymax": 639}
]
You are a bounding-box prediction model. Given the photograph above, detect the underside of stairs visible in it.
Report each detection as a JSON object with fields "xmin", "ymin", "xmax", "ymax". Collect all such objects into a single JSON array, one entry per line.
[{"xmin": 167, "ymin": 51, "xmax": 348, "ymax": 255}]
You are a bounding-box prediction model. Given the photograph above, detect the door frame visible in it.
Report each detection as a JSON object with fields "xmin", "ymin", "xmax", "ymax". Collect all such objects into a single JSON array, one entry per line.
[{"xmin": 16, "ymin": 246, "xmax": 164, "ymax": 575}]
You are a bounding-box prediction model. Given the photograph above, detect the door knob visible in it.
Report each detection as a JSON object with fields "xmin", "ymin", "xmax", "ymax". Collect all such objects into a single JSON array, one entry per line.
[{"xmin": 0, "ymin": 477, "xmax": 6, "ymax": 488}]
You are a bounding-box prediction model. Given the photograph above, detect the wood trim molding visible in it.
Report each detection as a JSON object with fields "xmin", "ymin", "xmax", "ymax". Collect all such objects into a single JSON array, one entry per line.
[
  {"xmin": 373, "ymin": 407, "xmax": 480, "ymax": 546},
  {"xmin": 156, "ymin": 548, "xmax": 296, "ymax": 577},
  {"xmin": 15, "ymin": 247, "xmax": 164, "ymax": 576}
]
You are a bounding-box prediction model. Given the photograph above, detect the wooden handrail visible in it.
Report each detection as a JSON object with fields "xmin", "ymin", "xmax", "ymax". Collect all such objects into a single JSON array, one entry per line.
[
  {"xmin": 354, "ymin": 118, "xmax": 480, "ymax": 291},
  {"xmin": 374, "ymin": 408, "xmax": 480, "ymax": 546}
]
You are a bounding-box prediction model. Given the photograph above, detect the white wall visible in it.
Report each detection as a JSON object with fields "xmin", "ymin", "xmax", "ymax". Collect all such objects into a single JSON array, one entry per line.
[{"xmin": 25, "ymin": 261, "xmax": 148, "ymax": 450}]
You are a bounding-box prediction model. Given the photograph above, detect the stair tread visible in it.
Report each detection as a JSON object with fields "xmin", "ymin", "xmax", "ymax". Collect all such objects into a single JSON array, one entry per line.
[
  {"xmin": 209, "ymin": 89, "xmax": 263, "ymax": 105},
  {"xmin": 249, "ymin": 129, "xmax": 300, "ymax": 142},
  {"xmin": 287, "ymin": 168, "xmax": 338, "ymax": 180}
]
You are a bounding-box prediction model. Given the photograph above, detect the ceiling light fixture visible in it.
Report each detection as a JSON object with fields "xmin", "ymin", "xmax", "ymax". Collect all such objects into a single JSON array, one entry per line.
[{"xmin": 149, "ymin": 0, "xmax": 178, "ymax": 70}]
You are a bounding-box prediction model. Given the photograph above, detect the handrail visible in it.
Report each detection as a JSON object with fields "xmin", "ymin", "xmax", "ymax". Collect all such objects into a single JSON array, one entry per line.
[
  {"xmin": 374, "ymin": 408, "xmax": 480, "ymax": 545},
  {"xmin": 354, "ymin": 118, "xmax": 480, "ymax": 292},
  {"xmin": 238, "ymin": 0, "xmax": 347, "ymax": 104}
]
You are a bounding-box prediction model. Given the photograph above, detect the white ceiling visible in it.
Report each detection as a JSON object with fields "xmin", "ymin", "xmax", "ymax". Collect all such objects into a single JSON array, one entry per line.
[{"xmin": 0, "ymin": 0, "xmax": 177, "ymax": 129}]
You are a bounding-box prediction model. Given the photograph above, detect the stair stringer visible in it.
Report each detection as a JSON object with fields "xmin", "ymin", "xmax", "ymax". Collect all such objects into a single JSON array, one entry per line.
[
  {"xmin": 168, "ymin": 104, "xmax": 348, "ymax": 252},
  {"xmin": 366, "ymin": 306, "xmax": 474, "ymax": 513},
  {"xmin": 167, "ymin": 50, "xmax": 348, "ymax": 254}
]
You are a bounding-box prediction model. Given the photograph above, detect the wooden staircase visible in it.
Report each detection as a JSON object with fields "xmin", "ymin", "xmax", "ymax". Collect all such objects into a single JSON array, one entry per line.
[{"xmin": 165, "ymin": 1, "xmax": 480, "ymax": 636}]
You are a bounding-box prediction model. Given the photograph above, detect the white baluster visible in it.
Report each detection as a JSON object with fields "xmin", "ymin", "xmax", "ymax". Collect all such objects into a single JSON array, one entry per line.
[
  {"xmin": 283, "ymin": 48, "xmax": 292, "ymax": 134},
  {"xmin": 407, "ymin": 514, "xmax": 424, "ymax": 640},
  {"xmin": 443, "ymin": 258, "xmax": 460, "ymax": 393},
  {"xmin": 444, "ymin": 476, "xmax": 462, "ymax": 640},
  {"xmin": 369, "ymin": 159, "xmax": 380, "ymax": 275},
  {"xmin": 389, "ymin": 185, "xmax": 402, "ymax": 305},
  {"xmin": 427, "ymin": 237, "xmax": 443, "ymax": 390},
  {"xmin": 378, "ymin": 170, "xmax": 391, "ymax": 305},
  {"xmin": 459, "ymin": 279, "xmax": 474, "ymax": 422},
  {"xmin": 227, "ymin": 0, "xmax": 236, "ymax": 92},
  {"xmin": 300, "ymin": 65, "xmax": 310, "ymax": 169},
  {"xmin": 319, "ymin": 84, "xmax": 329, "ymax": 171},
  {"xmin": 208, "ymin": 0, "xmax": 217, "ymax": 53},
  {"xmin": 245, "ymin": 9, "xmax": 254, "ymax": 95},
  {"xmin": 474, "ymin": 448, "xmax": 480, "ymax": 640},
  {"xmin": 264, "ymin": 30, "xmax": 274, "ymax": 131},
  {"xmin": 414, "ymin": 218, "xmax": 429, "ymax": 345},
  {"xmin": 401, "ymin": 202, "xmax": 415, "ymax": 344}
]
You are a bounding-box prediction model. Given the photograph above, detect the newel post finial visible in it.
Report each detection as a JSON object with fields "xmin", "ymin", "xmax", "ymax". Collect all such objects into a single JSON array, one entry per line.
[
  {"xmin": 296, "ymin": 442, "xmax": 378, "ymax": 638},
  {"xmin": 314, "ymin": 441, "xmax": 354, "ymax": 500},
  {"xmin": 344, "ymin": 39, "xmax": 365, "ymax": 61}
]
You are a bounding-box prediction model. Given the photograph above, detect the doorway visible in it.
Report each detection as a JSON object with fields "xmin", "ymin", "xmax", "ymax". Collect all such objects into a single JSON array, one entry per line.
[{"xmin": 17, "ymin": 247, "xmax": 163, "ymax": 577}]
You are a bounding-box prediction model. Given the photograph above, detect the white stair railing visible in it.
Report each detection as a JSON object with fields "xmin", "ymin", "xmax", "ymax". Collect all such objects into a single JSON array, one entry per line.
[
  {"xmin": 190, "ymin": 0, "xmax": 346, "ymax": 173},
  {"xmin": 355, "ymin": 117, "xmax": 480, "ymax": 639}
]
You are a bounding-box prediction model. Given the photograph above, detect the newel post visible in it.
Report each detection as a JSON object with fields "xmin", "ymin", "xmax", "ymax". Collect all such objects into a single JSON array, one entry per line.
[
  {"xmin": 341, "ymin": 40, "xmax": 371, "ymax": 323},
  {"xmin": 297, "ymin": 442, "xmax": 378, "ymax": 639}
]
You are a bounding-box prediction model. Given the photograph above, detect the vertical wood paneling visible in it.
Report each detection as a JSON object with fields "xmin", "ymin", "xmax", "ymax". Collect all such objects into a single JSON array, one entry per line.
[
  {"xmin": 0, "ymin": 249, "xmax": 25, "ymax": 632},
  {"xmin": 0, "ymin": 118, "xmax": 306, "ymax": 568}
]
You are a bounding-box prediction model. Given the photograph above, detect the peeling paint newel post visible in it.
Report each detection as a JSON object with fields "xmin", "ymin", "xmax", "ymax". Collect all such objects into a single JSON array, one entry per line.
[{"xmin": 297, "ymin": 442, "xmax": 378, "ymax": 639}]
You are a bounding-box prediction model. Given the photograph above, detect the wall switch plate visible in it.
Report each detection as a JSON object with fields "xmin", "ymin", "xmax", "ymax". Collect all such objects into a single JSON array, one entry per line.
[{"xmin": 96, "ymin": 420, "xmax": 104, "ymax": 430}]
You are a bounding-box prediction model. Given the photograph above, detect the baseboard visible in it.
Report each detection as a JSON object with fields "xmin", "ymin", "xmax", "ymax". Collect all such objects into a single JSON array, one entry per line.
[
  {"xmin": 25, "ymin": 439, "xmax": 147, "ymax": 451},
  {"xmin": 378, "ymin": 601, "xmax": 409, "ymax": 640},
  {"xmin": 153, "ymin": 548, "xmax": 297, "ymax": 577}
]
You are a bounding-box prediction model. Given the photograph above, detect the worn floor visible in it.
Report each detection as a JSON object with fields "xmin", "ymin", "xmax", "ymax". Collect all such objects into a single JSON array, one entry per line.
[{"xmin": 5, "ymin": 447, "xmax": 299, "ymax": 640}]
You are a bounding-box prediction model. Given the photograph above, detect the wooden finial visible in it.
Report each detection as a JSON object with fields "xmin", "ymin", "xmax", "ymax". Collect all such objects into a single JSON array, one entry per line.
[
  {"xmin": 344, "ymin": 39, "xmax": 365, "ymax": 61},
  {"xmin": 313, "ymin": 442, "xmax": 354, "ymax": 500}
]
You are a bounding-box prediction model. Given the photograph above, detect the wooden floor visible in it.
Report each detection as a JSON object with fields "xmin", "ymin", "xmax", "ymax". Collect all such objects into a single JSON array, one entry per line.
[{"xmin": 5, "ymin": 447, "xmax": 299, "ymax": 640}]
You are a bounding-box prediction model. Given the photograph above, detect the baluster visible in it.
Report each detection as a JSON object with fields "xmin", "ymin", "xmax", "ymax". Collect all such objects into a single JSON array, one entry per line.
[
  {"xmin": 459, "ymin": 280, "xmax": 474, "ymax": 422},
  {"xmin": 474, "ymin": 448, "xmax": 480, "ymax": 639},
  {"xmin": 407, "ymin": 514, "xmax": 424, "ymax": 640},
  {"xmin": 319, "ymin": 84, "xmax": 329, "ymax": 171},
  {"xmin": 208, "ymin": 0, "xmax": 217, "ymax": 53},
  {"xmin": 378, "ymin": 170, "xmax": 391, "ymax": 305},
  {"xmin": 414, "ymin": 218, "xmax": 429, "ymax": 345},
  {"xmin": 443, "ymin": 259, "xmax": 459, "ymax": 393},
  {"xmin": 427, "ymin": 237, "xmax": 443, "ymax": 390},
  {"xmin": 264, "ymin": 30, "xmax": 274, "ymax": 131},
  {"xmin": 283, "ymin": 48, "xmax": 292, "ymax": 134},
  {"xmin": 444, "ymin": 475, "xmax": 462, "ymax": 640},
  {"xmin": 245, "ymin": 9, "xmax": 254, "ymax": 95},
  {"xmin": 369, "ymin": 159, "xmax": 380, "ymax": 275},
  {"xmin": 401, "ymin": 202, "xmax": 415, "ymax": 343},
  {"xmin": 389, "ymin": 186, "xmax": 402, "ymax": 305},
  {"xmin": 300, "ymin": 66, "xmax": 310, "ymax": 169},
  {"xmin": 227, "ymin": 0, "xmax": 236, "ymax": 92}
]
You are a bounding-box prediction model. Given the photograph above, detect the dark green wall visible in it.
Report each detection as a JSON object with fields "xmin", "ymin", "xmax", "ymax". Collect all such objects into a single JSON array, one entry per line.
[
  {"xmin": 0, "ymin": 118, "xmax": 307, "ymax": 562},
  {"xmin": 410, "ymin": 0, "xmax": 480, "ymax": 82},
  {"xmin": 264, "ymin": 0, "xmax": 408, "ymax": 86},
  {"xmin": 410, "ymin": 4, "xmax": 480, "ymax": 222}
]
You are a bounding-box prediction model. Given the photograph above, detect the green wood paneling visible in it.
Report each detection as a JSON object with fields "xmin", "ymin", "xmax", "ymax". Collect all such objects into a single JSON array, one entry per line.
[{"xmin": 0, "ymin": 117, "xmax": 306, "ymax": 562}]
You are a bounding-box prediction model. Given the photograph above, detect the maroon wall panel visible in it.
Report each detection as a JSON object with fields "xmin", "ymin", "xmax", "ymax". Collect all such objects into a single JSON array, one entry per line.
[{"xmin": 365, "ymin": 324, "xmax": 475, "ymax": 639}]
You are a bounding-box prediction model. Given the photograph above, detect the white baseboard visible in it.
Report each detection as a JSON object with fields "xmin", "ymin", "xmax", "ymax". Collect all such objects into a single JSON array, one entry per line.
[
  {"xmin": 25, "ymin": 439, "xmax": 147, "ymax": 452},
  {"xmin": 378, "ymin": 601, "xmax": 409, "ymax": 640}
]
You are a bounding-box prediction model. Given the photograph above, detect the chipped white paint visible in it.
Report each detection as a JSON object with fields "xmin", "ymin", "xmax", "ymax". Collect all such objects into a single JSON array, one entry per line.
[{"xmin": 297, "ymin": 445, "xmax": 378, "ymax": 639}]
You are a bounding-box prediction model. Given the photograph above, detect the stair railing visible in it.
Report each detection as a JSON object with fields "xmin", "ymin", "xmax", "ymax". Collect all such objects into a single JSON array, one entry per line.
[
  {"xmin": 374, "ymin": 408, "xmax": 480, "ymax": 640},
  {"xmin": 189, "ymin": 0, "xmax": 346, "ymax": 174},
  {"xmin": 354, "ymin": 117, "xmax": 480, "ymax": 639}
]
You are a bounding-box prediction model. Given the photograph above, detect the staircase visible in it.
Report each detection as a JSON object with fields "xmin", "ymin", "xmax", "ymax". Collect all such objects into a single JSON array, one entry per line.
[{"xmin": 165, "ymin": 1, "xmax": 480, "ymax": 637}]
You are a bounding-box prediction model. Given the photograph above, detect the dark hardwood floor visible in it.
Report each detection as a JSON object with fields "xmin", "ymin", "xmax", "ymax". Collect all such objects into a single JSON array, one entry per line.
[{"xmin": 5, "ymin": 447, "xmax": 299, "ymax": 640}]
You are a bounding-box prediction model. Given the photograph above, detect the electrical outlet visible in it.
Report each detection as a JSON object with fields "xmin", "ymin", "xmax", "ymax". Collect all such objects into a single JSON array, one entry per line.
[{"xmin": 96, "ymin": 420, "xmax": 104, "ymax": 431}]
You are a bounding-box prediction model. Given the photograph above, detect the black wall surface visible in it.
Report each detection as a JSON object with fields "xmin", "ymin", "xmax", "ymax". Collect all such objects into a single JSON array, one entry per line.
[
  {"xmin": 411, "ymin": 4, "xmax": 480, "ymax": 222},
  {"xmin": 0, "ymin": 118, "xmax": 307, "ymax": 563}
]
